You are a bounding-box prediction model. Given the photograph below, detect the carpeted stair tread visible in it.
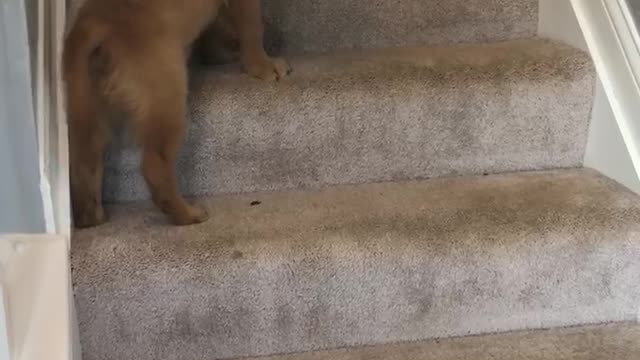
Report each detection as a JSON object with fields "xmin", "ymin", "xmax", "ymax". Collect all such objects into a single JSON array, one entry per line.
[
  {"xmin": 72, "ymin": 169, "xmax": 640, "ymax": 360},
  {"xmin": 103, "ymin": 39, "xmax": 595, "ymax": 202},
  {"xmin": 247, "ymin": 323, "xmax": 640, "ymax": 360},
  {"xmin": 262, "ymin": 0, "xmax": 539, "ymax": 54}
]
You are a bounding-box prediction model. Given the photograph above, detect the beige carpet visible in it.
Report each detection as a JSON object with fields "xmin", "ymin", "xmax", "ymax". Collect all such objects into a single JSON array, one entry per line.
[
  {"xmin": 68, "ymin": 2, "xmax": 610, "ymax": 360},
  {"xmin": 262, "ymin": 0, "xmax": 539, "ymax": 54},
  {"xmin": 72, "ymin": 169, "xmax": 640, "ymax": 359},
  {"xmin": 103, "ymin": 39, "xmax": 594, "ymax": 202},
  {"xmin": 255, "ymin": 323, "xmax": 640, "ymax": 360},
  {"xmin": 68, "ymin": 0, "xmax": 539, "ymax": 55}
]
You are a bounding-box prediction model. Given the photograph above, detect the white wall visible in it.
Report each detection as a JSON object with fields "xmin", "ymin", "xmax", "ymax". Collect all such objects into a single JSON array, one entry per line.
[
  {"xmin": 538, "ymin": 0, "xmax": 640, "ymax": 193},
  {"xmin": 0, "ymin": 0, "xmax": 46, "ymax": 234},
  {"xmin": 583, "ymin": 81, "xmax": 640, "ymax": 193},
  {"xmin": 538, "ymin": 0, "xmax": 588, "ymax": 50}
]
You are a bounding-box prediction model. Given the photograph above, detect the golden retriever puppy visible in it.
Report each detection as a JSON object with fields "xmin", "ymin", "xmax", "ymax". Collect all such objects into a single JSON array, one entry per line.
[{"xmin": 64, "ymin": 0, "xmax": 290, "ymax": 228}]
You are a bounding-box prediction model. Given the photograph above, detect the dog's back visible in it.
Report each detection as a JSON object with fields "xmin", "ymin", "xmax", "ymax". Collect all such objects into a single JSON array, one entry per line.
[{"xmin": 64, "ymin": 0, "xmax": 224, "ymax": 115}]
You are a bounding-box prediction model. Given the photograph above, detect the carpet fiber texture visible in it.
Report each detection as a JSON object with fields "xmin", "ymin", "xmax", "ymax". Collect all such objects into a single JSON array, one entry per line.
[
  {"xmin": 72, "ymin": 169, "xmax": 640, "ymax": 360},
  {"xmin": 253, "ymin": 323, "xmax": 640, "ymax": 360},
  {"xmin": 67, "ymin": 0, "xmax": 538, "ymax": 54},
  {"xmin": 103, "ymin": 39, "xmax": 594, "ymax": 202},
  {"xmin": 262, "ymin": 0, "xmax": 539, "ymax": 54}
]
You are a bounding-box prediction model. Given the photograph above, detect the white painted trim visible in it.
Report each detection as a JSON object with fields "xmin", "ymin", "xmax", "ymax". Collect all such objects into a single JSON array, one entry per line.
[
  {"xmin": 619, "ymin": 1, "xmax": 640, "ymax": 49},
  {"xmin": 0, "ymin": 234, "xmax": 72, "ymax": 360},
  {"xmin": 571, "ymin": 0, "xmax": 640, "ymax": 188},
  {"xmin": 35, "ymin": 0, "xmax": 56, "ymax": 234},
  {"xmin": 30, "ymin": 1, "xmax": 80, "ymax": 359},
  {"xmin": 35, "ymin": 0, "xmax": 71, "ymax": 239},
  {"xmin": 52, "ymin": 0, "xmax": 72, "ymax": 241}
]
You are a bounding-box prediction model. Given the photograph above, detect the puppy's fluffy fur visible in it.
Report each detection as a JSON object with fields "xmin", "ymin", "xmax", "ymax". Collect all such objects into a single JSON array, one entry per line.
[{"xmin": 64, "ymin": 0, "xmax": 290, "ymax": 228}]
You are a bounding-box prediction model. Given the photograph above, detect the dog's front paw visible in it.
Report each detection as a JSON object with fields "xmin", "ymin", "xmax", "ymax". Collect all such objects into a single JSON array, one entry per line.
[{"xmin": 243, "ymin": 56, "xmax": 291, "ymax": 81}]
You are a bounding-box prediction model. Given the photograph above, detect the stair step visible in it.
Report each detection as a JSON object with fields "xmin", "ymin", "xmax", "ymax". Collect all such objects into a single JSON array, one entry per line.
[
  {"xmin": 104, "ymin": 39, "xmax": 595, "ymax": 202},
  {"xmin": 263, "ymin": 0, "xmax": 539, "ymax": 54},
  {"xmin": 247, "ymin": 323, "xmax": 640, "ymax": 360},
  {"xmin": 72, "ymin": 169, "xmax": 640, "ymax": 360}
]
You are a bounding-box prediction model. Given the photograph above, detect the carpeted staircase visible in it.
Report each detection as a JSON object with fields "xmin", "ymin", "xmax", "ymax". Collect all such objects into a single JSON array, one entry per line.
[{"xmin": 71, "ymin": 1, "xmax": 640, "ymax": 359}]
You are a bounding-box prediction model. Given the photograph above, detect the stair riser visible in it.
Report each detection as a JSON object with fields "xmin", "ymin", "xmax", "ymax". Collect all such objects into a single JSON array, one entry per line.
[
  {"xmin": 68, "ymin": 0, "xmax": 538, "ymax": 55},
  {"xmin": 103, "ymin": 49, "xmax": 594, "ymax": 203},
  {"xmin": 263, "ymin": 0, "xmax": 539, "ymax": 54}
]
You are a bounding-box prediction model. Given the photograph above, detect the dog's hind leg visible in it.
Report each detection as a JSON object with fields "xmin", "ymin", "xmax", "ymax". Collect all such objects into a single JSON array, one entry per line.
[
  {"xmin": 68, "ymin": 102, "xmax": 111, "ymax": 228},
  {"xmin": 121, "ymin": 46, "xmax": 208, "ymax": 226}
]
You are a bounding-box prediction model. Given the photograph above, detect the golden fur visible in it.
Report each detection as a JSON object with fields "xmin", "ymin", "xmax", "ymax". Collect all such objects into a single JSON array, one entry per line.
[{"xmin": 63, "ymin": 0, "xmax": 290, "ymax": 228}]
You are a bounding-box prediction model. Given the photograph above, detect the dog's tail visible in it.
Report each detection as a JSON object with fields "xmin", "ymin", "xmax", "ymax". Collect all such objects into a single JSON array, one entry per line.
[{"xmin": 62, "ymin": 16, "xmax": 109, "ymax": 128}]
